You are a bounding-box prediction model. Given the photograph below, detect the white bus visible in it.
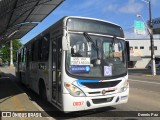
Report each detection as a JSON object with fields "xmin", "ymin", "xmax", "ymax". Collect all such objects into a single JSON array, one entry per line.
[{"xmin": 16, "ymin": 16, "xmax": 130, "ymax": 112}]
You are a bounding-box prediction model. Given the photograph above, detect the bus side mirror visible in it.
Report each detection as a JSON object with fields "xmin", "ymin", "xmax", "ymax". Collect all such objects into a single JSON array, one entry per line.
[
  {"xmin": 126, "ymin": 41, "xmax": 130, "ymax": 62},
  {"xmin": 62, "ymin": 36, "xmax": 70, "ymax": 50}
]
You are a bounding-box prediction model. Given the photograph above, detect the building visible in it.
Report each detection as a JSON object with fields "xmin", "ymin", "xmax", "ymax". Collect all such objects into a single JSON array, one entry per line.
[{"xmin": 126, "ymin": 38, "xmax": 160, "ymax": 68}]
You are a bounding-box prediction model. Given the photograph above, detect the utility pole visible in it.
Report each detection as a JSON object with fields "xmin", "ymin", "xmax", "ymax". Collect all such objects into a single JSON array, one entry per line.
[
  {"xmin": 10, "ymin": 40, "xmax": 14, "ymax": 67},
  {"xmin": 148, "ymin": 0, "xmax": 156, "ymax": 76},
  {"xmin": 137, "ymin": 0, "xmax": 156, "ymax": 75}
]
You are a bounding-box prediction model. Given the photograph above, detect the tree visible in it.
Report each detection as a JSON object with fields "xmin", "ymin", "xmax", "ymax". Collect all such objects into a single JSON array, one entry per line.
[{"xmin": 0, "ymin": 39, "xmax": 23, "ymax": 63}]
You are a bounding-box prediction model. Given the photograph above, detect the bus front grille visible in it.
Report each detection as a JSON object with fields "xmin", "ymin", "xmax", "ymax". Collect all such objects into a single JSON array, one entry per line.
[
  {"xmin": 88, "ymin": 90, "xmax": 115, "ymax": 94},
  {"xmin": 80, "ymin": 80, "xmax": 121, "ymax": 89},
  {"xmin": 92, "ymin": 97, "xmax": 114, "ymax": 104}
]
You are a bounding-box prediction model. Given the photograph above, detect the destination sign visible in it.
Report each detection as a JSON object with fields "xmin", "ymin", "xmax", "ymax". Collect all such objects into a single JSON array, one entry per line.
[{"xmin": 71, "ymin": 57, "xmax": 90, "ymax": 65}]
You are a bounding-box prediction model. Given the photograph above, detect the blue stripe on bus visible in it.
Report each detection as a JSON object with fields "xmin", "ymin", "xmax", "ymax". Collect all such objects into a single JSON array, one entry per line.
[{"xmin": 76, "ymin": 79, "xmax": 100, "ymax": 87}]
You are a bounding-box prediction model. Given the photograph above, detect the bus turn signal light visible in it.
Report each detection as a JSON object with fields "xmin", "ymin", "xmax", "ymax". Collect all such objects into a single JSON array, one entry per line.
[{"xmin": 65, "ymin": 83, "xmax": 70, "ymax": 87}]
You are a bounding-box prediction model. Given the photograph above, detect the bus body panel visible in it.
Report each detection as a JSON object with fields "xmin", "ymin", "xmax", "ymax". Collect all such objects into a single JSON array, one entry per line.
[{"xmin": 16, "ymin": 16, "xmax": 129, "ymax": 112}]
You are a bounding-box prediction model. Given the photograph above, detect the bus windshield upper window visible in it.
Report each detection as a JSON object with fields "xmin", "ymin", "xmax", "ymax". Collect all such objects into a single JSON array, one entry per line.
[{"xmin": 67, "ymin": 18, "xmax": 124, "ymax": 37}]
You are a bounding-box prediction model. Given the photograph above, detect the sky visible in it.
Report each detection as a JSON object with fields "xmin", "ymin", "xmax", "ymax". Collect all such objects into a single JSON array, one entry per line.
[{"xmin": 21, "ymin": 0, "xmax": 160, "ymax": 44}]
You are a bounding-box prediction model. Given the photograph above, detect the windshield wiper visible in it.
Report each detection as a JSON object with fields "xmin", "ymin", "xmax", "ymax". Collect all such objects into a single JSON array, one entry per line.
[
  {"xmin": 112, "ymin": 36, "xmax": 116, "ymax": 46},
  {"xmin": 83, "ymin": 32, "xmax": 101, "ymax": 62},
  {"xmin": 83, "ymin": 32, "xmax": 98, "ymax": 51}
]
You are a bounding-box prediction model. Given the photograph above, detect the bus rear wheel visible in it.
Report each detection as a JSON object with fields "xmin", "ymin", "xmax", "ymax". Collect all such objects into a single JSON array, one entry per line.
[{"xmin": 39, "ymin": 80, "xmax": 47, "ymax": 101}]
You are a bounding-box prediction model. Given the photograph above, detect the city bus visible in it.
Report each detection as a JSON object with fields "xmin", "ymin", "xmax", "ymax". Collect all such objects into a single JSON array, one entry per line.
[{"xmin": 16, "ymin": 16, "xmax": 130, "ymax": 112}]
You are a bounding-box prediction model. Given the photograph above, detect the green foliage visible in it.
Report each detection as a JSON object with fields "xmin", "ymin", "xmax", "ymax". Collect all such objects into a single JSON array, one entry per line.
[{"xmin": 0, "ymin": 39, "xmax": 23, "ymax": 63}]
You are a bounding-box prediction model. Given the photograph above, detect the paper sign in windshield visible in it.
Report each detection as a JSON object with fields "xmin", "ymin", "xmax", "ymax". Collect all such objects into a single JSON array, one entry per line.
[
  {"xmin": 104, "ymin": 66, "xmax": 112, "ymax": 76},
  {"xmin": 70, "ymin": 65, "xmax": 90, "ymax": 73},
  {"xmin": 71, "ymin": 57, "xmax": 90, "ymax": 65}
]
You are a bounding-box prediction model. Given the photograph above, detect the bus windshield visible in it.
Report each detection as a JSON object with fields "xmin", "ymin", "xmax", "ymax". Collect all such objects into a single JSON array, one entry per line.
[{"xmin": 66, "ymin": 33, "xmax": 127, "ymax": 78}]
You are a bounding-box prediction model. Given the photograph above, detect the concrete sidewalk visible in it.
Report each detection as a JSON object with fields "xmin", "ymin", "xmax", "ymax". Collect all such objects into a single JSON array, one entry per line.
[{"xmin": 0, "ymin": 67, "xmax": 51, "ymax": 120}]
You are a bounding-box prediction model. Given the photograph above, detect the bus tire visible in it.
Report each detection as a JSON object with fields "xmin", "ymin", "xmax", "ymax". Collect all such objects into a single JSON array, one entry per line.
[{"xmin": 39, "ymin": 79, "xmax": 47, "ymax": 101}]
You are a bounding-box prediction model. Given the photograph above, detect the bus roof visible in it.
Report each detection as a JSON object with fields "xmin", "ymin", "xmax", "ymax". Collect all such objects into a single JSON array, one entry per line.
[
  {"xmin": 23, "ymin": 16, "xmax": 123, "ymax": 46},
  {"xmin": 63, "ymin": 16, "xmax": 121, "ymax": 27}
]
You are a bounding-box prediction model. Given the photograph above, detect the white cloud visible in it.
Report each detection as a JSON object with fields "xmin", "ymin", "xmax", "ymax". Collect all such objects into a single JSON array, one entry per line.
[
  {"xmin": 151, "ymin": 0, "xmax": 158, "ymax": 5},
  {"xmin": 76, "ymin": 0, "xmax": 96, "ymax": 10},
  {"xmin": 74, "ymin": 0, "xmax": 103, "ymax": 11},
  {"xmin": 105, "ymin": 0, "xmax": 144, "ymax": 14},
  {"xmin": 119, "ymin": 0, "xmax": 144, "ymax": 14},
  {"xmin": 105, "ymin": 4, "xmax": 118, "ymax": 12}
]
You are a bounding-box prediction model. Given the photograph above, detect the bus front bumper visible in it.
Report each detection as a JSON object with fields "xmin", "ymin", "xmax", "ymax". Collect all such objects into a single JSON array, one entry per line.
[{"xmin": 62, "ymin": 88, "xmax": 129, "ymax": 112}]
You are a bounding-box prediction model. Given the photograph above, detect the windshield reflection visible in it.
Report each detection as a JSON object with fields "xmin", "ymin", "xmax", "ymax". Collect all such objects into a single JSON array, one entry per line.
[{"xmin": 66, "ymin": 33, "xmax": 127, "ymax": 78}]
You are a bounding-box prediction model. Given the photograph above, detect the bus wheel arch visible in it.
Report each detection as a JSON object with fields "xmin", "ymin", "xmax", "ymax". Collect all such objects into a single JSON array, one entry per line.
[{"xmin": 39, "ymin": 78, "xmax": 47, "ymax": 101}]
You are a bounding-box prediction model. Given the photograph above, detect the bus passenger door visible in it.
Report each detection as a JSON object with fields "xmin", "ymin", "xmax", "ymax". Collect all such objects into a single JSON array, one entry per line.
[{"xmin": 52, "ymin": 37, "xmax": 62, "ymax": 106}]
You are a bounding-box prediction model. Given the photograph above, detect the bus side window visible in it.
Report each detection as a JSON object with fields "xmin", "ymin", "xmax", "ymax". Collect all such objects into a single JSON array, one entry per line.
[
  {"xmin": 32, "ymin": 40, "xmax": 39, "ymax": 61},
  {"xmin": 38, "ymin": 38, "xmax": 42, "ymax": 60},
  {"xmin": 23, "ymin": 48, "xmax": 26, "ymax": 63},
  {"xmin": 57, "ymin": 37, "xmax": 62, "ymax": 69},
  {"xmin": 18, "ymin": 53, "xmax": 21, "ymax": 63},
  {"xmin": 26, "ymin": 49, "xmax": 30, "ymax": 67},
  {"xmin": 31, "ymin": 43, "xmax": 34, "ymax": 61},
  {"xmin": 53, "ymin": 41, "xmax": 56, "ymax": 68},
  {"xmin": 21, "ymin": 49, "xmax": 24, "ymax": 62},
  {"xmin": 41, "ymin": 34, "xmax": 50, "ymax": 61}
]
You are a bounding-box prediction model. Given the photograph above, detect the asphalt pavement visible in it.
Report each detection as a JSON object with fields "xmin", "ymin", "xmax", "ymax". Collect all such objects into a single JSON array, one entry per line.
[
  {"xmin": 0, "ymin": 66, "xmax": 160, "ymax": 120},
  {"xmin": 128, "ymin": 68, "xmax": 160, "ymax": 82}
]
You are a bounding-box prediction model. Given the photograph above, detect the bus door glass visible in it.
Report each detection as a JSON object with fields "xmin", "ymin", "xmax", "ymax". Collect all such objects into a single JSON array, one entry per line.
[{"xmin": 52, "ymin": 36, "xmax": 62, "ymax": 105}]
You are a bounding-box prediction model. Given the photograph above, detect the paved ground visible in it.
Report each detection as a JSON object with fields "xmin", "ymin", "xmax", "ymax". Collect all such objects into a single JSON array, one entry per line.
[
  {"xmin": 0, "ymin": 67, "xmax": 52, "ymax": 120},
  {"xmin": 0, "ymin": 67, "xmax": 160, "ymax": 120},
  {"xmin": 128, "ymin": 68, "xmax": 160, "ymax": 81}
]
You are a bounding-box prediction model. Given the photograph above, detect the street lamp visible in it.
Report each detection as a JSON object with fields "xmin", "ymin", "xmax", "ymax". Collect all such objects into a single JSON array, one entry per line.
[
  {"xmin": 137, "ymin": 0, "xmax": 156, "ymax": 76},
  {"xmin": 136, "ymin": 14, "xmax": 153, "ymax": 36}
]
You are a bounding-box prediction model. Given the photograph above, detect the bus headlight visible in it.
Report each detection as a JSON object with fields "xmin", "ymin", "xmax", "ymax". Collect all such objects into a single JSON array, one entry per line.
[
  {"xmin": 64, "ymin": 82, "xmax": 85, "ymax": 97},
  {"xmin": 119, "ymin": 80, "xmax": 129, "ymax": 92}
]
